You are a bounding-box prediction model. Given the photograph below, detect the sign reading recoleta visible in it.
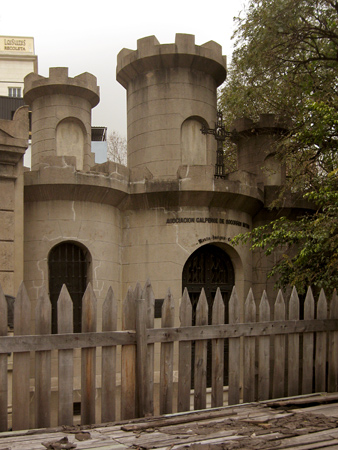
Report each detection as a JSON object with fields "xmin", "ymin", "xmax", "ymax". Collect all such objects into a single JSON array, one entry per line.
[{"xmin": 166, "ymin": 217, "xmax": 250, "ymax": 229}]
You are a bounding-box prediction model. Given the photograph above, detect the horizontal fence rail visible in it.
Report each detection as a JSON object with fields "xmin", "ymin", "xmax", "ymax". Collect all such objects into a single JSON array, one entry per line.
[{"xmin": 0, "ymin": 281, "xmax": 337, "ymax": 432}]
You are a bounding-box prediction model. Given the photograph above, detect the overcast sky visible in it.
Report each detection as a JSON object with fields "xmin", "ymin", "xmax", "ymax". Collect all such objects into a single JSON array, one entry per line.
[{"xmin": 0, "ymin": 0, "xmax": 247, "ymax": 137}]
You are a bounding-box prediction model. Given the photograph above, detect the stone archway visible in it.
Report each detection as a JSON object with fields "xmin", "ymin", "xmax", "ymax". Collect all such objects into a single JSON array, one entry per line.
[{"xmin": 182, "ymin": 244, "xmax": 235, "ymax": 385}]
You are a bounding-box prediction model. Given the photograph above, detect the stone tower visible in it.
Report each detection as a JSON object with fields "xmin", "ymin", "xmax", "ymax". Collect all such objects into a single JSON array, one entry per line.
[
  {"xmin": 116, "ymin": 34, "xmax": 227, "ymax": 178},
  {"xmin": 231, "ymin": 114, "xmax": 288, "ymax": 186},
  {"xmin": 24, "ymin": 67, "xmax": 100, "ymax": 171}
]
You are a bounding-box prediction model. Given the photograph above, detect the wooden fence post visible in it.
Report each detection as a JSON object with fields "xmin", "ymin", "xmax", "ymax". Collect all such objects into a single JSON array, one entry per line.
[
  {"xmin": 121, "ymin": 286, "xmax": 136, "ymax": 420},
  {"xmin": 135, "ymin": 284, "xmax": 147, "ymax": 417},
  {"xmin": 12, "ymin": 282, "xmax": 31, "ymax": 431},
  {"xmin": 101, "ymin": 287, "xmax": 117, "ymax": 423},
  {"xmin": 160, "ymin": 288, "xmax": 175, "ymax": 415},
  {"xmin": 143, "ymin": 279, "xmax": 155, "ymax": 416},
  {"xmin": 35, "ymin": 286, "xmax": 51, "ymax": 428},
  {"xmin": 81, "ymin": 283, "xmax": 97, "ymax": 425},
  {"xmin": 228, "ymin": 286, "xmax": 240, "ymax": 405},
  {"xmin": 243, "ymin": 289, "xmax": 256, "ymax": 403},
  {"xmin": 273, "ymin": 290, "xmax": 286, "ymax": 399},
  {"xmin": 58, "ymin": 285, "xmax": 74, "ymax": 426},
  {"xmin": 211, "ymin": 288, "xmax": 224, "ymax": 408},
  {"xmin": 0, "ymin": 284, "xmax": 8, "ymax": 431},
  {"xmin": 194, "ymin": 289, "xmax": 208, "ymax": 411},
  {"xmin": 178, "ymin": 288, "xmax": 192, "ymax": 412},
  {"xmin": 328, "ymin": 289, "xmax": 338, "ymax": 392},
  {"xmin": 315, "ymin": 289, "xmax": 327, "ymax": 392},
  {"xmin": 258, "ymin": 291, "xmax": 270, "ymax": 401},
  {"xmin": 288, "ymin": 286, "xmax": 300, "ymax": 396},
  {"xmin": 302, "ymin": 287, "xmax": 315, "ymax": 394}
]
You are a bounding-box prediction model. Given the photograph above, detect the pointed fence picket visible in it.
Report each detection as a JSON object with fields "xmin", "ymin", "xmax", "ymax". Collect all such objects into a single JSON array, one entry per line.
[
  {"xmin": 302, "ymin": 287, "xmax": 315, "ymax": 394},
  {"xmin": 0, "ymin": 281, "xmax": 337, "ymax": 432},
  {"xmin": 101, "ymin": 286, "xmax": 117, "ymax": 423},
  {"xmin": 57, "ymin": 285, "xmax": 74, "ymax": 426},
  {"xmin": 177, "ymin": 288, "xmax": 192, "ymax": 412},
  {"xmin": 329, "ymin": 290, "xmax": 338, "ymax": 392}
]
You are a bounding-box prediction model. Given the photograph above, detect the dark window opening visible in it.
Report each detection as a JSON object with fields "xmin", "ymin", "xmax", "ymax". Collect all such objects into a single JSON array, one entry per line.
[
  {"xmin": 154, "ymin": 299, "xmax": 164, "ymax": 318},
  {"xmin": 49, "ymin": 242, "xmax": 89, "ymax": 334}
]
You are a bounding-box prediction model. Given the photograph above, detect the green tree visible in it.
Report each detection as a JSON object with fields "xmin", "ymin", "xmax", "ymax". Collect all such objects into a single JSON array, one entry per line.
[{"xmin": 221, "ymin": 0, "xmax": 338, "ymax": 293}]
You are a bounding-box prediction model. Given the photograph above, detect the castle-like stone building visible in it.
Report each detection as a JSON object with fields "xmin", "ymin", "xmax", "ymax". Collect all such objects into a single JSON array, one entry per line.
[{"xmin": 0, "ymin": 34, "xmax": 311, "ymax": 332}]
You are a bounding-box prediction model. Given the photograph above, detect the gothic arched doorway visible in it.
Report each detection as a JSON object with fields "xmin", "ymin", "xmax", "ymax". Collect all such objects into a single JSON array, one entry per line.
[
  {"xmin": 182, "ymin": 244, "xmax": 235, "ymax": 385},
  {"xmin": 49, "ymin": 241, "xmax": 91, "ymax": 334}
]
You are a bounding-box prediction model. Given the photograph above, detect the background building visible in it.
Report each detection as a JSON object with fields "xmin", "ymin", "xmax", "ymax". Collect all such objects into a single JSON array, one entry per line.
[{"xmin": 0, "ymin": 36, "xmax": 37, "ymax": 99}]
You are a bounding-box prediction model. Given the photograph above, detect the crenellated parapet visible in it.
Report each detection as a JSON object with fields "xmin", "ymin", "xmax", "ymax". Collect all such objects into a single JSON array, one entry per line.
[
  {"xmin": 231, "ymin": 114, "xmax": 289, "ymax": 186},
  {"xmin": 231, "ymin": 114, "xmax": 289, "ymax": 138},
  {"xmin": 24, "ymin": 67, "xmax": 99, "ymax": 107},
  {"xmin": 117, "ymin": 34, "xmax": 227, "ymax": 88},
  {"xmin": 116, "ymin": 34, "xmax": 227, "ymax": 179},
  {"xmin": 24, "ymin": 67, "xmax": 100, "ymax": 172}
]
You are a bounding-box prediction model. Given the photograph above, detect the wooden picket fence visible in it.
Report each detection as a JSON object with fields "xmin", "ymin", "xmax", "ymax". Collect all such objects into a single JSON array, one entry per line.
[{"xmin": 0, "ymin": 281, "xmax": 337, "ymax": 432}]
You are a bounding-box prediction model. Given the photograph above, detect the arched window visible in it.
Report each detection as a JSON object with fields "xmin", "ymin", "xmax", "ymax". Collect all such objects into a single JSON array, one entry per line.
[
  {"xmin": 182, "ymin": 244, "xmax": 235, "ymax": 386},
  {"xmin": 49, "ymin": 242, "xmax": 90, "ymax": 333},
  {"xmin": 181, "ymin": 117, "xmax": 207, "ymax": 165},
  {"xmin": 56, "ymin": 118, "xmax": 85, "ymax": 170}
]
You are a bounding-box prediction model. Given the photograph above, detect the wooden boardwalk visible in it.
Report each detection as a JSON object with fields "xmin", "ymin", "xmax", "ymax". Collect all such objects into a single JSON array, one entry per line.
[{"xmin": 2, "ymin": 394, "xmax": 338, "ymax": 450}]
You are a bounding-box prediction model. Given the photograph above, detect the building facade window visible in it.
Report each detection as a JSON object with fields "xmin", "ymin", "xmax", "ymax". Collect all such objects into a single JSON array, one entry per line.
[
  {"xmin": 8, "ymin": 87, "xmax": 22, "ymax": 98},
  {"xmin": 48, "ymin": 242, "xmax": 90, "ymax": 333}
]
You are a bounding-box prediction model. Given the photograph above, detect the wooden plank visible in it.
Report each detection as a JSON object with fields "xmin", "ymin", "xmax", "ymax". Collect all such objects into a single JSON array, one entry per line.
[
  {"xmin": 121, "ymin": 408, "xmax": 237, "ymax": 431},
  {"xmin": 81, "ymin": 283, "xmax": 97, "ymax": 425},
  {"xmin": 133, "ymin": 282, "xmax": 143, "ymax": 417},
  {"xmin": 273, "ymin": 290, "xmax": 286, "ymax": 399},
  {"xmin": 12, "ymin": 282, "xmax": 31, "ymax": 431},
  {"xmin": 178, "ymin": 287, "xmax": 192, "ymax": 412},
  {"xmin": 143, "ymin": 279, "xmax": 155, "ymax": 416},
  {"xmin": 160, "ymin": 288, "xmax": 175, "ymax": 415},
  {"xmin": 136, "ymin": 293, "xmax": 148, "ymax": 417},
  {"xmin": 57, "ymin": 284, "xmax": 74, "ymax": 426},
  {"xmin": 0, "ymin": 318, "xmax": 336, "ymax": 354},
  {"xmin": 101, "ymin": 286, "xmax": 117, "ymax": 423},
  {"xmin": 328, "ymin": 289, "xmax": 338, "ymax": 392},
  {"xmin": 121, "ymin": 286, "xmax": 136, "ymax": 420},
  {"xmin": 0, "ymin": 330, "xmax": 135, "ymax": 353},
  {"xmin": 258, "ymin": 290, "xmax": 270, "ymax": 401},
  {"xmin": 35, "ymin": 286, "xmax": 51, "ymax": 429},
  {"xmin": 288, "ymin": 286, "xmax": 300, "ymax": 397},
  {"xmin": 302, "ymin": 287, "xmax": 315, "ymax": 394},
  {"xmin": 243, "ymin": 288, "xmax": 256, "ymax": 403},
  {"xmin": 228, "ymin": 286, "xmax": 240, "ymax": 405},
  {"xmin": 211, "ymin": 288, "xmax": 224, "ymax": 408},
  {"xmin": 0, "ymin": 284, "xmax": 8, "ymax": 432},
  {"xmin": 194, "ymin": 289, "xmax": 208, "ymax": 411},
  {"xmin": 315, "ymin": 288, "xmax": 327, "ymax": 393}
]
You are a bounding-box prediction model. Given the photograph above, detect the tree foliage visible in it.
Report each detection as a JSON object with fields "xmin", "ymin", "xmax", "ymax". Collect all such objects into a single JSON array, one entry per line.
[{"xmin": 221, "ymin": 0, "xmax": 338, "ymax": 292}]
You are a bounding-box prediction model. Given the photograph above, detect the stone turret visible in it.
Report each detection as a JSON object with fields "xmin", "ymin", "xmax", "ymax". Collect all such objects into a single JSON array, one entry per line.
[
  {"xmin": 116, "ymin": 34, "xmax": 227, "ymax": 178},
  {"xmin": 231, "ymin": 114, "xmax": 288, "ymax": 186},
  {"xmin": 24, "ymin": 67, "xmax": 100, "ymax": 171}
]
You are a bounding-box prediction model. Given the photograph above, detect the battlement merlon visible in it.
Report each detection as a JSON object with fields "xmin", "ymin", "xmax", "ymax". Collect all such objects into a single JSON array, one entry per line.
[
  {"xmin": 116, "ymin": 34, "xmax": 227, "ymax": 89},
  {"xmin": 23, "ymin": 67, "xmax": 100, "ymax": 108}
]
